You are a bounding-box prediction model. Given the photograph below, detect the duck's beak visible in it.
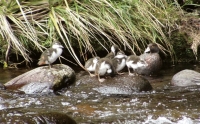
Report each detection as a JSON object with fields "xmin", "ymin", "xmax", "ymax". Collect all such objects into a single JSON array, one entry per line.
[
  {"xmin": 111, "ymin": 45, "xmax": 115, "ymax": 53},
  {"xmin": 60, "ymin": 45, "xmax": 64, "ymax": 48},
  {"xmin": 144, "ymin": 47, "xmax": 150, "ymax": 53}
]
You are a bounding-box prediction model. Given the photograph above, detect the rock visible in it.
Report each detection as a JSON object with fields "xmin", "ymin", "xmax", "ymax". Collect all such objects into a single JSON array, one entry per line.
[
  {"xmin": 171, "ymin": 69, "xmax": 200, "ymax": 86},
  {"xmin": 0, "ymin": 109, "xmax": 77, "ymax": 124},
  {"xmin": 75, "ymin": 72, "xmax": 152, "ymax": 95},
  {"xmin": 0, "ymin": 83, "xmax": 5, "ymax": 90},
  {"xmin": 4, "ymin": 64, "xmax": 76, "ymax": 94}
]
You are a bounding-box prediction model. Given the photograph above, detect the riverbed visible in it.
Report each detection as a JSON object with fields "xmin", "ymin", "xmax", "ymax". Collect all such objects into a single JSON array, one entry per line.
[{"xmin": 0, "ymin": 63, "xmax": 200, "ymax": 123}]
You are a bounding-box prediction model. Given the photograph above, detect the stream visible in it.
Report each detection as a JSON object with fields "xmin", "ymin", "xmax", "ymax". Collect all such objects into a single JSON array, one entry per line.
[{"xmin": 0, "ymin": 63, "xmax": 200, "ymax": 123}]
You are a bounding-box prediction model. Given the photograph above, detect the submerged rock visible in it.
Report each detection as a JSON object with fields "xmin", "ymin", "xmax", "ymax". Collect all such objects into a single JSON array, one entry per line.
[
  {"xmin": 171, "ymin": 69, "xmax": 200, "ymax": 86},
  {"xmin": 4, "ymin": 64, "xmax": 76, "ymax": 94},
  {"xmin": 75, "ymin": 72, "xmax": 152, "ymax": 95},
  {"xmin": 0, "ymin": 109, "xmax": 77, "ymax": 124}
]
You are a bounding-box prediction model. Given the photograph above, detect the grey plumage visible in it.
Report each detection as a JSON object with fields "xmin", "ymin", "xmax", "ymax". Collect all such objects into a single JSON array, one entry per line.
[
  {"xmin": 112, "ymin": 51, "xmax": 127, "ymax": 74},
  {"xmin": 105, "ymin": 45, "xmax": 120, "ymax": 59},
  {"xmin": 38, "ymin": 41, "xmax": 63, "ymax": 68},
  {"xmin": 126, "ymin": 55, "xmax": 147, "ymax": 76},
  {"xmin": 84, "ymin": 56, "xmax": 100, "ymax": 77},
  {"xmin": 136, "ymin": 43, "xmax": 162, "ymax": 75},
  {"xmin": 95, "ymin": 58, "xmax": 116, "ymax": 82}
]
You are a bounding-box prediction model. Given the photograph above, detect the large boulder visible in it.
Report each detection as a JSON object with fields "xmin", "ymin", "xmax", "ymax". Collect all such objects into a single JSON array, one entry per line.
[
  {"xmin": 171, "ymin": 69, "xmax": 200, "ymax": 86},
  {"xmin": 4, "ymin": 64, "xmax": 76, "ymax": 94},
  {"xmin": 75, "ymin": 72, "xmax": 153, "ymax": 95}
]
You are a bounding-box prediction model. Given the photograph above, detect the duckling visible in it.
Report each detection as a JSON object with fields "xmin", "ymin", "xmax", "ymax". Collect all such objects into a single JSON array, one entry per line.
[
  {"xmin": 38, "ymin": 41, "xmax": 63, "ymax": 68},
  {"xmin": 136, "ymin": 43, "xmax": 162, "ymax": 75},
  {"xmin": 112, "ymin": 51, "xmax": 127, "ymax": 74},
  {"xmin": 84, "ymin": 56, "xmax": 100, "ymax": 77},
  {"xmin": 126, "ymin": 55, "xmax": 147, "ymax": 76},
  {"xmin": 94, "ymin": 44, "xmax": 120, "ymax": 82},
  {"xmin": 105, "ymin": 45, "xmax": 120, "ymax": 59},
  {"xmin": 95, "ymin": 58, "xmax": 115, "ymax": 82}
]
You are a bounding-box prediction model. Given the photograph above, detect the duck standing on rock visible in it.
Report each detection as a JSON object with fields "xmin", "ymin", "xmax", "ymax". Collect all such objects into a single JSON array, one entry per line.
[
  {"xmin": 38, "ymin": 41, "xmax": 64, "ymax": 68},
  {"xmin": 84, "ymin": 56, "xmax": 100, "ymax": 77},
  {"xmin": 126, "ymin": 55, "xmax": 147, "ymax": 76},
  {"xmin": 95, "ymin": 58, "xmax": 115, "ymax": 82},
  {"xmin": 95, "ymin": 44, "xmax": 120, "ymax": 82},
  {"xmin": 112, "ymin": 51, "xmax": 127, "ymax": 74},
  {"xmin": 136, "ymin": 43, "xmax": 162, "ymax": 75}
]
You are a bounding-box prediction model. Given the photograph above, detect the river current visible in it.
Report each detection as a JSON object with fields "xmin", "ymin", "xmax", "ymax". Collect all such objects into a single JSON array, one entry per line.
[{"xmin": 0, "ymin": 63, "xmax": 200, "ymax": 123}]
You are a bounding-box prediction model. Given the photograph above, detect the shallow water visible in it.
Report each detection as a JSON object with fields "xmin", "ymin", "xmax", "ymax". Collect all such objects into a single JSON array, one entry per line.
[{"xmin": 1, "ymin": 63, "xmax": 200, "ymax": 123}]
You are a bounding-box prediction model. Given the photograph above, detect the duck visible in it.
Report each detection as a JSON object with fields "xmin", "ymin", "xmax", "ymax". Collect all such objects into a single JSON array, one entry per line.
[
  {"xmin": 95, "ymin": 58, "xmax": 116, "ymax": 83},
  {"xmin": 135, "ymin": 43, "xmax": 162, "ymax": 75},
  {"xmin": 84, "ymin": 56, "xmax": 100, "ymax": 77},
  {"xmin": 92, "ymin": 44, "xmax": 120, "ymax": 82},
  {"xmin": 38, "ymin": 41, "xmax": 64, "ymax": 68},
  {"xmin": 126, "ymin": 55, "xmax": 147, "ymax": 76},
  {"xmin": 112, "ymin": 51, "xmax": 127, "ymax": 74},
  {"xmin": 105, "ymin": 44, "xmax": 120, "ymax": 59}
]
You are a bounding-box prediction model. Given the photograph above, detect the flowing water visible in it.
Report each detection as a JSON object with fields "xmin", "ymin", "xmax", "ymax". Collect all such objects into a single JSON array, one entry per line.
[{"xmin": 0, "ymin": 63, "xmax": 200, "ymax": 123}]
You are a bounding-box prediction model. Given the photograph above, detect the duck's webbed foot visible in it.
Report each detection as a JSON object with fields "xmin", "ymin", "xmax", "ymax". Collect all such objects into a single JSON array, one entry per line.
[
  {"xmin": 89, "ymin": 73, "xmax": 96, "ymax": 77},
  {"xmin": 98, "ymin": 78, "xmax": 105, "ymax": 82},
  {"xmin": 98, "ymin": 75, "xmax": 105, "ymax": 83}
]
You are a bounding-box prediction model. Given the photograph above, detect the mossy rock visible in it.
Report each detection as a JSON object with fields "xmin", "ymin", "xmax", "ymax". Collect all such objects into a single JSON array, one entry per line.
[{"xmin": 4, "ymin": 64, "xmax": 76, "ymax": 94}]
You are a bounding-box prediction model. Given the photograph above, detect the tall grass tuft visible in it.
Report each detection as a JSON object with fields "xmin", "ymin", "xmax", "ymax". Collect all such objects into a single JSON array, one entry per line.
[{"xmin": 0, "ymin": 0, "xmax": 187, "ymax": 68}]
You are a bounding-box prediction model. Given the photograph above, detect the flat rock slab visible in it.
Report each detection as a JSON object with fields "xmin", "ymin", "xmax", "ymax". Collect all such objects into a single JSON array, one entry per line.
[
  {"xmin": 171, "ymin": 69, "xmax": 200, "ymax": 87},
  {"xmin": 5, "ymin": 64, "xmax": 76, "ymax": 94},
  {"xmin": 76, "ymin": 72, "xmax": 153, "ymax": 95}
]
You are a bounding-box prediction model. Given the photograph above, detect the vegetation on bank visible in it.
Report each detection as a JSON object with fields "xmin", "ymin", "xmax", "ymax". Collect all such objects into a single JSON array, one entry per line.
[{"xmin": 0, "ymin": 0, "xmax": 199, "ymax": 68}]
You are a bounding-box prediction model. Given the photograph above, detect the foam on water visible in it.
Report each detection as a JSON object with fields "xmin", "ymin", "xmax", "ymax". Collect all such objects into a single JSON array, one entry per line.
[{"xmin": 143, "ymin": 115, "xmax": 196, "ymax": 124}]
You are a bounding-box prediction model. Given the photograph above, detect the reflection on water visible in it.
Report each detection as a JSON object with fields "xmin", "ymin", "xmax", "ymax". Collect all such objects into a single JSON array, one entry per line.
[
  {"xmin": 0, "ymin": 68, "xmax": 29, "ymax": 83},
  {"xmin": 0, "ymin": 63, "xmax": 200, "ymax": 123}
]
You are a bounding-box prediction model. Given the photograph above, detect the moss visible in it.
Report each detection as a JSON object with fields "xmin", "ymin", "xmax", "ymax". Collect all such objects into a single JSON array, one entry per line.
[
  {"xmin": 170, "ymin": 31, "xmax": 196, "ymax": 62},
  {"xmin": 52, "ymin": 64, "xmax": 76, "ymax": 92}
]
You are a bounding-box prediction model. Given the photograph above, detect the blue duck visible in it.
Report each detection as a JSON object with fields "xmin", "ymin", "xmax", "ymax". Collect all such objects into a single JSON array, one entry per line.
[
  {"xmin": 105, "ymin": 44, "xmax": 120, "ymax": 59},
  {"xmin": 38, "ymin": 41, "xmax": 63, "ymax": 68},
  {"xmin": 136, "ymin": 43, "xmax": 162, "ymax": 75},
  {"xmin": 95, "ymin": 58, "xmax": 115, "ymax": 82},
  {"xmin": 126, "ymin": 55, "xmax": 147, "ymax": 76},
  {"xmin": 84, "ymin": 56, "xmax": 100, "ymax": 77},
  {"xmin": 112, "ymin": 51, "xmax": 127, "ymax": 74}
]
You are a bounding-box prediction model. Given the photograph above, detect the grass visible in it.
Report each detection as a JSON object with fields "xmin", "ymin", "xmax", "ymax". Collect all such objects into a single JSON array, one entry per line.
[{"xmin": 0, "ymin": 0, "xmax": 197, "ymax": 68}]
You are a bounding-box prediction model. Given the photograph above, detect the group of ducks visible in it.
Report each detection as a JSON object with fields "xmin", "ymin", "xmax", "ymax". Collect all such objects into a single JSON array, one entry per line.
[
  {"xmin": 37, "ymin": 41, "xmax": 162, "ymax": 83},
  {"xmin": 85, "ymin": 43, "xmax": 162, "ymax": 82}
]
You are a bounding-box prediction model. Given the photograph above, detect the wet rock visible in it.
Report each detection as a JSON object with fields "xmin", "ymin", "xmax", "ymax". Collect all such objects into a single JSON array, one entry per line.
[
  {"xmin": 0, "ymin": 83, "xmax": 5, "ymax": 90},
  {"xmin": 4, "ymin": 64, "xmax": 76, "ymax": 94},
  {"xmin": 0, "ymin": 109, "xmax": 77, "ymax": 124},
  {"xmin": 171, "ymin": 69, "xmax": 200, "ymax": 86},
  {"xmin": 76, "ymin": 72, "xmax": 152, "ymax": 95}
]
